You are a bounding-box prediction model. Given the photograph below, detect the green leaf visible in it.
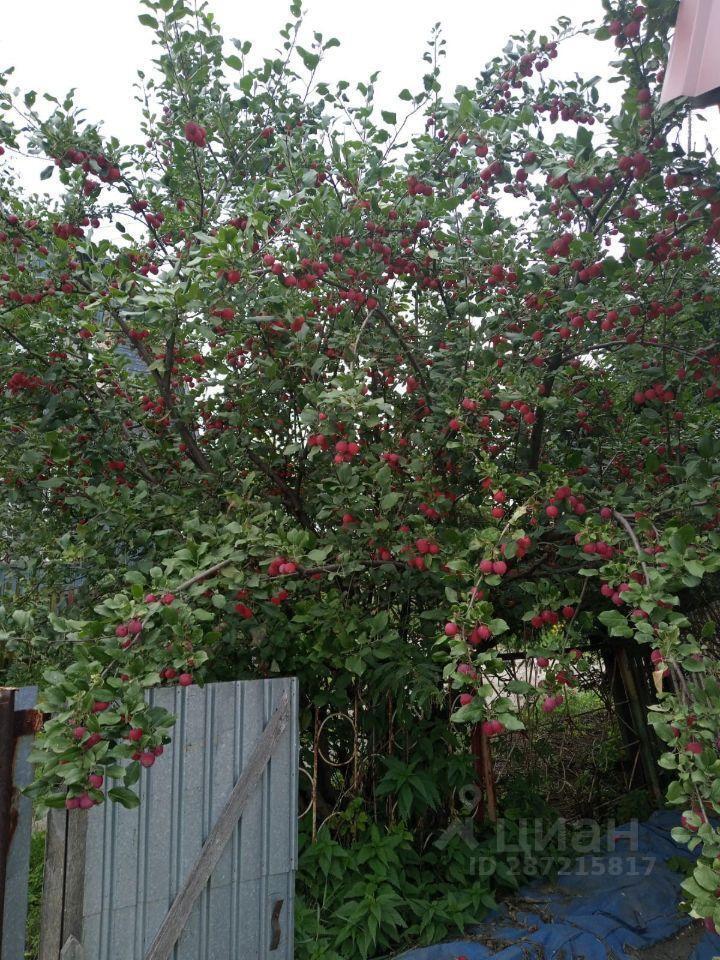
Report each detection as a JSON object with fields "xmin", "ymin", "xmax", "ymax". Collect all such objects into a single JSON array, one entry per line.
[
  {"xmin": 627, "ymin": 236, "xmax": 647, "ymax": 258},
  {"xmin": 109, "ymin": 787, "xmax": 141, "ymax": 808},
  {"xmin": 698, "ymin": 434, "xmax": 716, "ymax": 459},
  {"xmin": 685, "ymin": 559, "xmax": 705, "ymax": 578},
  {"xmin": 694, "ymin": 862, "xmax": 719, "ymax": 892},
  {"xmin": 670, "ymin": 525, "xmax": 696, "ymax": 554},
  {"xmin": 681, "ymin": 876, "xmax": 707, "ymax": 899},
  {"xmin": 138, "ymin": 13, "xmax": 159, "ymax": 28},
  {"xmin": 297, "ymin": 46, "xmax": 320, "ymax": 71},
  {"xmin": 193, "ymin": 608, "xmax": 216, "ymax": 621},
  {"xmin": 307, "ymin": 546, "xmax": 333, "ymax": 563},
  {"xmin": 124, "ymin": 762, "xmax": 141, "ymax": 787},
  {"xmin": 598, "ymin": 609, "xmax": 632, "ymax": 637},
  {"xmin": 345, "ymin": 654, "xmax": 365, "ymax": 674},
  {"xmin": 497, "ymin": 714, "xmax": 524, "ymax": 731}
]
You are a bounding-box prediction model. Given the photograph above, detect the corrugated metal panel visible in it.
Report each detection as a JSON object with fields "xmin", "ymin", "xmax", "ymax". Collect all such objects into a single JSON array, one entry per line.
[
  {"xmin": 115, "ymin": 343, "xmax": 150, "ymax": 375},
  {"xmin": 2, "ymin": 685, "xmax": 38, "ymax": 960},
  {"xmin": 82, "ymin": 676, "xmax": 297, "ymax": 960},
  {"xmin": 0, "ymin": 570, "xmax": 20, "ymax": 595}
]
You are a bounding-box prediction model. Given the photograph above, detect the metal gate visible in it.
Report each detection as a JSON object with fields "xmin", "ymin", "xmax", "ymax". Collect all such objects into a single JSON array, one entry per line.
[{"xmin": 3, "ymin": 677, "xmax": 298, "ymax": 960}]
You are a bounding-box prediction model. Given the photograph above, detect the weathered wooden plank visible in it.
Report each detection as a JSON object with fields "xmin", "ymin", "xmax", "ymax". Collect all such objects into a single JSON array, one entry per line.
[
  {"xmin": 60, "ymin": 934, "xmax": 84, "ymax": 960},
  {"xmin": 37, "ymin": 807, "xmax": 87, "ymax": 960},
  {"xmin": 144, "ymin": 691, "xmax": 290, "ymax": 960},
  {"xmin": 2, "ymin": 686, "xmax": 40, "ymax": 960},
  {"xmin": 39, "ymin": 809, "xmax": 68, "ymax": 960},
  {"xmin": 62, "ymin": 809, "xmax": 88, "ymax": 944},
  {"xmin": 269, "ymin": 679, "xmax": 298, "ymax": 875}
]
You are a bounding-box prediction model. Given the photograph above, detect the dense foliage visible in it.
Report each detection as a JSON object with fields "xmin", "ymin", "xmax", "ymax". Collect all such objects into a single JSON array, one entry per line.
[{"xmin": 2, "ymin": 0, "xmax": 720, "ymax": 951}]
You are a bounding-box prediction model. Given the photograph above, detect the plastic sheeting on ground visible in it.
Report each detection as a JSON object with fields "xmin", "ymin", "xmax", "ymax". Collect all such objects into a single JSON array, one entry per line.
[{"xmin": 399, "ymin": 811, "xmax": 720, "ymax": 960}]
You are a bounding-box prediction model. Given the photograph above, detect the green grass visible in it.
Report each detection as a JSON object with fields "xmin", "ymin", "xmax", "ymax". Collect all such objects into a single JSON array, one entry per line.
[{"xmin": 24, "ymin": 830, "xmax": 44, "ymax": 960}]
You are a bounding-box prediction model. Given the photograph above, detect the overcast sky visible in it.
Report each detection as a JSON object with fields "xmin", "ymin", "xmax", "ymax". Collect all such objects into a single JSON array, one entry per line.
[
  {"xmin": 1, "ymin": 3, "xmax": 608, "ymax": 169},
  {"xmin": 1, "ymin": 0, "xmax": 715, "ymax": 190}
]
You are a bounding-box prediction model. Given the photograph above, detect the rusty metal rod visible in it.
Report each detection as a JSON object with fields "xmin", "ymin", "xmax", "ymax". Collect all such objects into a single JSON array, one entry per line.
[
  {"xmin": 471, "ymin": 723, "xmax": 484, "ymax": 823},
  {"xmin": 480, "ymin": 727, "xmax": 498, "ymax": 823}
]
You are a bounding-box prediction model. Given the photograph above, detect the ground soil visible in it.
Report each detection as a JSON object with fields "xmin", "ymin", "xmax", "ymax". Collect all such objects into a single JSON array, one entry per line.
[{"xmin": 627, "ymin": 922, "xmax": 710, "ymax": 960}]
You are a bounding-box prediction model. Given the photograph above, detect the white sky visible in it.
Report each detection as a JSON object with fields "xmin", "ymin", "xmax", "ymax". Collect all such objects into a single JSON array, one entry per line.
[
  {"xmin": 1, "ymin": 0, "xmax": 716, "ymax": 189},
  {"xmin": 1, "ymin": 2, "xmax": 608, "ymax": 175}
]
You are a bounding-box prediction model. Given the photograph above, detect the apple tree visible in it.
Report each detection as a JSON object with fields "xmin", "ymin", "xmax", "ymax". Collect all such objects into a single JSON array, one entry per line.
[{"xmin": 1, "ymin": 0, "xmax": 720, "ymax": 936}]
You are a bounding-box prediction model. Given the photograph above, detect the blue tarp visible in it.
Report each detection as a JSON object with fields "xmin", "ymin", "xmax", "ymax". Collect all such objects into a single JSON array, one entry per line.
[{"xmin": 400, "ymin": 811, "xmax": 720, "ymax": 960}]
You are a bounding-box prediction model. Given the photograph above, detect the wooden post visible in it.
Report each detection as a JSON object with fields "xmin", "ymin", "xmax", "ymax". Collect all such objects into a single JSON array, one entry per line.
[
  {"xmin": 38, "ymin": 809, "xmax": 88, "ymax": 960},
  {"xmin": 63, "ymin": 810, "xmax": 88, "ymax": 944},
  {"xmin": 616, "ymin": 647, "xmax": 664, "ymax": 806},
  {"xmin": 602, "ymin": 647, "xmax": 644, "ymax": 787},
  {"xmin": 471, "ymin": 723, "xmax": 497, "ymax": 823},
  {"xmin": 38, "ymin": 809, "xmax": 66, "ymax": 960}
]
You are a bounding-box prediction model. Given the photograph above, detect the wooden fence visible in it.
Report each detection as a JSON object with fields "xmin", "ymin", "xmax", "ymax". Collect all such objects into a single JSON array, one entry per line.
[{"xmin": 0, "ymin": 677, "xmax": 298, "ymax": 960}]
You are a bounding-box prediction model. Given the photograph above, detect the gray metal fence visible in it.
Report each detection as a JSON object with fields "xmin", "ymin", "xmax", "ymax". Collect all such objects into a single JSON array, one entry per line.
[{"xmin": 3, "ymin": 677, "xmax": 298, "ymax": 960}]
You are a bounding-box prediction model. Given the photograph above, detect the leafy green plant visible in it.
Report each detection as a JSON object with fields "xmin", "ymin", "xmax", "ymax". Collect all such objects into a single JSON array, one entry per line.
[
  {"xmin": 296, "ymin": 824, "xmax": 495, "ymax": 959},
  {"xmin": 376, "ymin": 758, "xmax": 442, "ymax": 822},
  {"xmin": 296, "ymin": 800, "xmax": 586, "ymax": 960}
]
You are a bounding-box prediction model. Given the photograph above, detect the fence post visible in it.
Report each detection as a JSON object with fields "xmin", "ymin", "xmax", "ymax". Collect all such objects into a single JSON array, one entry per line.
[
  {"xmin": 38, "ymin": 809, "xmax": 88, "ymax": 960},
  {"xmin": 616, "ymin": 647, "xmax": 664, "ymax": 806},
  {"xmin": 63, "ymin": 810, "xmax": 88, "ymax": 945},
  {"xmin": 38, "ymin": 808, "xmax": 66, "ymax": 960},
  {"xmin": 0, "ymin": 687, "xmax": 15, "ymax": 951},
  {"xmin": 471, "ymin": 722, "xmax": 497, "ymax": 823}
]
